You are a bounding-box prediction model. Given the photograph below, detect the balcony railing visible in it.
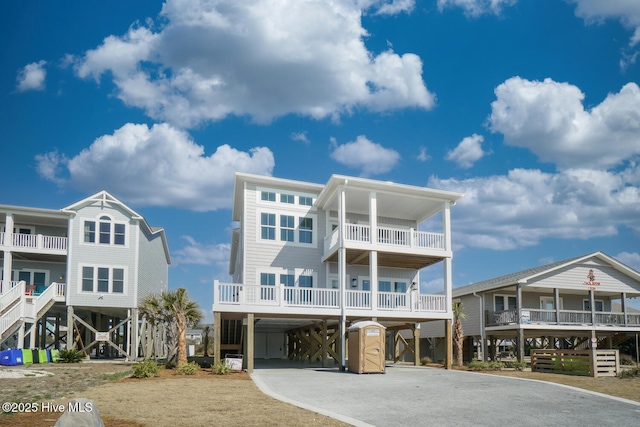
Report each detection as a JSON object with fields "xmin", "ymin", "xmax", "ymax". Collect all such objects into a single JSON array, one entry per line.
[
  {"xmin": 324, "ymin": 225, "xmax": 445, "ymax": 253},
  {"xmin": 214, "ymin": 281, "xmax": 446, "ymax": 313},
  {"xmin": 0, "ymin": 232, "xmax": 67, "ymax": 252},
  {"xmin": 486, "ymin": 309, "xmax": 640, "ymax": 327}
]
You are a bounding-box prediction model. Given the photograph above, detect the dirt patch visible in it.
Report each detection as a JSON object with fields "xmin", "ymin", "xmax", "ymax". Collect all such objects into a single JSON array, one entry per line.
[{"xmin": 1, "ymin": 363, "xmax": 348, "ymax": 427}]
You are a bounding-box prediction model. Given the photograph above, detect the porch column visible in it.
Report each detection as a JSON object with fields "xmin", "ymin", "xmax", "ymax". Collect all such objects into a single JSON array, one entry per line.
[
  {"xmin": 516, "ymin": 328, "xmax": 524, "ymax": 363},
  {"xmin": 246, "ymin": 313, "xmax": 254, "ymax": 373},
  {"xmin": 2, "ymin": 251, "xmax": 11, "ymax": 293},
  {"xmin": 370, "ymin": 250, "xmax": 378, "ymax": 310},
  {"xmin": 554, "ymin": 288, "xmax": 560, "ymax": 324},
  {"xmin": 66, "ymin": 305, "xmax": 74, "ymax": 350},
  {"xmin": 130, "ymin": 307, "xmax": 139, "ymax": 361},
  {"xmin": 321, "ymin": 320, "xmax": 328, "ymax": 368},
  {"xmin": 516, "ymin": 284, "xmax": 522, "ymax": 322},
  {"xmin": 338, "ymin": 186, "xmax": 347, "ymax": 371},
  {"xmin": 369, "ymin": 191, "xmax": 377, "ymax": 244},
  {"xmin": 442, "ymin": 202, "xmax": 453, "ymax": 317},
  {"xmin": 444, "ymin": 319, "xmax": 452, "ymax": 369},
  {"xmin": 589, "ymin": 289, "xmax": 596, "ymax": 326},
  {"xmin": 621, "ymin": 292, "xmax": 627, "ymax": 326},
  {"xmin": 213, "ymin": 312, "xmax": 221, "ymax": 365},
  {"xmin": 413, "ymin": 323, "xmax": 420, "ymax": 366}
]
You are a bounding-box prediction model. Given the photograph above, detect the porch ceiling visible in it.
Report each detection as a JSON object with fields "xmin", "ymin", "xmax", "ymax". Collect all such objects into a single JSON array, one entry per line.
[
  {"xmin": 325, "ymin": 248, "xmax": 442, "ymax": 270},
  {"xmin": 1, "ymin": 252, "xmax": 67, "ymax": 264}
]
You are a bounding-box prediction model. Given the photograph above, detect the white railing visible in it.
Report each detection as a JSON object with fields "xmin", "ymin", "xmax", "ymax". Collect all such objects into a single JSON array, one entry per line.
[
  {"xmin": 55, "ymin": 282, "xmax": 66, "ymax": 297},
  {"xmin": 0, "ymin": 302, "xmax": 23, "ymax": 337},
  {"xmin": 594, "ymin": 312, "xmax": 626, "ymax": 325},
  {"xmin": 345, "ymin": 290, "xmax": 371, "ymax": 309},
  {"xmin": 0, "ymin": 281, "xmax": 25, "ymax": 311},
  {"xmin": 377, "ymin": 227, "xmax": 409, "ymax": 246},
  {"xmin": 417, "ymin": 294, "xmax": 447, "ymax": 312},
  {"xmin": 284, "ymin": 287, "xmax": 339, "ymax": 308},
  {"xmin": 345, "ymin": 224, "xmax": 370, "ymax": 243},
  {"xmin": 215, "ymin": 281, "xmax": 446, "ymax": 314},
  {"xmin": 6, "ymin": 233, "xmax": 67, "ymax": 252},
  {"xmin": 628, "ymin": 314, "xmax": 640, "ymax": 325},
  {"xmin": 378, "ymin": 291, "xmax": 408, "ymax": 310},
  {"xmin": 0, "ymin": 232, "xmax": 4, "ymax": 245},
  {"xmin": 35, "ymin": 283, "xmax": 57, "ymax": 315},
  {"xmin": 558, "ymin": 310, "xmax": 592, "ymax": 324},
  {"xmin": 413, "ymin": 231, "xmax": 445, "ymax": 249}
]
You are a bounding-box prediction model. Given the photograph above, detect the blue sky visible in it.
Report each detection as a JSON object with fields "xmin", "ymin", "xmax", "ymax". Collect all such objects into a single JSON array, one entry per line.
[{"xmin": 3, "ymin": 0, "xmax": 640, "ymax": 321}]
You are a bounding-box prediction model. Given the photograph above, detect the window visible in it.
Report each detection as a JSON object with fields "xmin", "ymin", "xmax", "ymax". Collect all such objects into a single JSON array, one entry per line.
[
  {"xmin": 299, "ymin": 275, "xmax": 313, "ymax": 288},
  {"xmin": 379, "ymin": 281, "xmax": 392, "ymax": 292},
  {"xmin": 84, "ymin": 217, "xmax": 126, "ymax": 245},
  {"xmin": 362, "ymin": 279, "xmax": 371, "ymax": 291},
  {"xmin": 280, "ymin": 215, "xmax": 295, "ymax": 242},
  {"xmin": 81, "ymin": 266, "xmax": 126, "ymax": 293},
  {"xmin": 280, "ymin": 274, "xmax": 295, "ymax": 287},
  {"xmin": 260, "ymin": 273, "xmax": 276, "ymax": 286},
  {"xmin": 540, "ymin": 296, "xmax": 563, "ymax": 310},
  {"xmin": 114, "ymin": 224, "xmax": 126, "ymax": 245},
  {"xmin": 261, "ymin": 213, "xmax": 276, "ymax": 240},
  {"xmin": 299, "ymin": 196, "xmax": 313, "ymax": 206},
  {"xmin": 99, "ymin": 216, "xmax": 111, "ymax": 244},
  {"xmin": 84, "ymin": 221, "xmax": 96, "ymax": 243},
  {"xmin": 261, "ymin": 191, "xmax": 276, "ymax": 202},
  {"xmin": 299, "ymin": 217, "xmax": 313, "ymax": 243},
  {"xmin": 583, "ymin": 300, "xmax": 604, "ymax": 311},
  {"xmin": 280, "ymin": 194, "xmax": 294, "ymax": 204},
  {"xmin": 97, "ymin": 268, "xmax": 109, "ymax": 292},
  {"xmin": 113, "ymin": 269, "xmax": 124, "ymax": 293},
  {"xmin": 394, "ymin": 282, "xmax": 407, "ymax": 293},
  {"xmin": 494, "ymin": 295, "xmax": 517, "ymax": 311},
  {"xmin": 82, "ymin": 267, "xmax": 93, "ymax": 292}
]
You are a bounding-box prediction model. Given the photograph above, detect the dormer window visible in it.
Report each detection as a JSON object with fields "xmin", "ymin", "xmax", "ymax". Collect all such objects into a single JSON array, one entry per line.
[{"xmin": 84, "ymin": 216, "xmax": 126, "ymax": 246}]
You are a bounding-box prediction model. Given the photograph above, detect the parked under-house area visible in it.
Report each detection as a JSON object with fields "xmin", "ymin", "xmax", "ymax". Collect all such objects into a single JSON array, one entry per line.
[{"xmin": 212, "ymin": 172, "xmax": 464, "ymax": 372}]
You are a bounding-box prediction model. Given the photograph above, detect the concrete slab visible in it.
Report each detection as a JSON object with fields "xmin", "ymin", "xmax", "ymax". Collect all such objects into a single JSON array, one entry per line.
[{"xmin": 252, "ymin": 364, "xmax": 640, "ymax": 427}]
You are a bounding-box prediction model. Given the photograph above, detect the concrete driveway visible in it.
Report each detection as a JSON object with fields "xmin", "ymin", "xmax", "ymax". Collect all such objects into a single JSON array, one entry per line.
[{"xmin": 252, "ymin": 364, "xmax": 640, "ymax": 427}]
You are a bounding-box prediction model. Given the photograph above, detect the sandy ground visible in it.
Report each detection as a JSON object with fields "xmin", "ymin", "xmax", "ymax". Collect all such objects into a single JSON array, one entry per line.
[{"xmin": 0, "ymin": 362, "xmax": 638, "ymax": 427}]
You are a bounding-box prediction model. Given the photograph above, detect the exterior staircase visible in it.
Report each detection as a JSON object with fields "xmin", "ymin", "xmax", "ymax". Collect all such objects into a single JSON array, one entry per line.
[{"xmin": 0, "ymin": 281, "xmax": 66, "ymax": 348}]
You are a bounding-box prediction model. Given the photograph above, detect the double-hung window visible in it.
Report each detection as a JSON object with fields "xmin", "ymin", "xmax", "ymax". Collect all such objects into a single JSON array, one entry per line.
[
  {"xmin": 299, "ymin": 196, "xmax": 313, "ymax": 206},
  {"xmin": 84, "ymin": 222, "xmax": 96, "ymax": 243},
  {"xmin": 280, "ymin": 194, "xmax": 294, "ymax": 204},
  {"xmin": 299, "ymin": 217, "xmax": 313, "ymax": 243},
  {"xmin": 495, "ymin": 295, "xmax": 517, "ymax": 311},
  {"xmin": 81, "ymin": 266, "xmax": 125, "ymax": 293},
  {"xmin": 280, "ymin": 215, "xmax": 295, "ymax": 242},
  {"xmin": 84, "ymin": 216, "xmax": 126, "ymax": 245},
  {"xmin": 261, "ymin": 191, "xmax": 276, "ymax": 201},
  {"xmin": 261, "ymin": 213, "xmax": 276, "ymax": 240}
]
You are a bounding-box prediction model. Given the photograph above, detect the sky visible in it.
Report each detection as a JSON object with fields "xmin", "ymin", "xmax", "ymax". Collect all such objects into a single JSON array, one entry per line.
[{"xmin": 2, "ymin": 0, "xmax": 640, "ymax": 321}]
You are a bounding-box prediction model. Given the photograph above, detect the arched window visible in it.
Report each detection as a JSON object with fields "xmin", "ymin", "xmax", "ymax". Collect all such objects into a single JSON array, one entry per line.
[{"xmin": 83, "ymin": 216, "xmax": 126, "ymax": 246}]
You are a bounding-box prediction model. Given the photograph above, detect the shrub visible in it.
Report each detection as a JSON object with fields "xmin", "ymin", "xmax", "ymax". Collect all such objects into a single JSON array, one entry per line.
[
  {"xmin": 619, "ymin": 354, "xmax": 636, "ymax": 366},
  {"xmin": 420, "ymin": 356, "xmax": 433, "ymax": 366},
  {"xmin": 468, "ymin": 360, "xmax": 505, "ymax": 371},
  {"xmin": 175, "ymin": 361, "xmax": 200, "ymax": 375},
  {"xmin": 211, "ymin": 361, "xmax": 231, "ymax": 375},
  {"xmin": 56, "ymin": 349, "xmax": 84, "ymax": 363},
  {"xmin": 506, "ymin": 360, "xmax": 528, "ymax": 371},
  {"xmin": 132, "ymin": 359, "xmax": 160, "ymax": 378},
  {"xmin": 619, "ymin": 366, "xmax": 640, "ymax": 379}
]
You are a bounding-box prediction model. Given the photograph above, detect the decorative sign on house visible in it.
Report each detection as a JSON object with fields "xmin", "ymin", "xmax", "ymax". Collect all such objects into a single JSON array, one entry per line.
[
  {"xmin": 583, "ymin": 269, "xmax": 601, "ymax": 290},
  {"xmin": 95, "ymin": 332, "xmax": 109, "ymax": 342}
]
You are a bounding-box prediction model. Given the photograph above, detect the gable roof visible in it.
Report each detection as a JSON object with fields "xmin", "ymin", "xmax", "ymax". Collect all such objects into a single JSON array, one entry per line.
[
  {"xmin": 62, "ymin": 190, "xmax": 171, "ymax": 264},
  {"xmin": 453, "ymin": 251, "xmax": 640, "ymax": 297}
]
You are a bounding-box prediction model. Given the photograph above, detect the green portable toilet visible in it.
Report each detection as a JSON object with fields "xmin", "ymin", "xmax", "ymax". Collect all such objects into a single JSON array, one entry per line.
[
  {"xmin": 22, "ymin": 349, "xmax": 33, "ymax": 364},
  {"xmin": 38, "ymin": 349, "xmax": 48, "ymax": 364},
  {"xmin": 50, "ymin": 349, "xmax": 60, "ymax": 362}
]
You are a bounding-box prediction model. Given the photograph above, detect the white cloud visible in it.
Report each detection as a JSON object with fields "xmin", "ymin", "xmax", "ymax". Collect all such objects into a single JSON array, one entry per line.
[
  {"xmin": 445, "ymin": 134, "xmax": 487, "ymax": 168},
  {"xmin": 437, "ymin": 0, "xmax": 516, "ymax": 17},
  {"xmin": 330, "ymin": 135, "xmax": 400, "ymax": 176},
  {"xmin": 489, "ymin": 77, "xmax": 640, "ymax": 170},
  {"xmin": 16, "ymin": 60, "xmax": 47, "ymax": 92},
  {"xmin": 417, "ymin": 146, "xmax": 430, "ymax": 161},
  {"xmin": 72, "ymin": 0, "xmax": 434, "ymax": 128},
  {"xmin": 615, "ymin": 251, "xmax": 640, "ymax": 271},
  {"xmin": 291, "ymin": 132, "xmax": 310, "ymax": 145},
  {"xmin": 428, "ymin": 166, "xmax": 640, "ymax": 250},
  {"xmin": 173, "ymin": 236, "xmax": 230, "ymax": 267},
  {"xmin": 36, "ymin": 122, "xmax": 274, "ymax": 211},
  {"xmin": 569, "ymin": 0, "xmax": 640, "ymax": 46}
]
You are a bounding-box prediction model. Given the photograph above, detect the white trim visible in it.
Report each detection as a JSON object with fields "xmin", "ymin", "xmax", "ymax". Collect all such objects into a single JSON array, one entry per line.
[
  {"xmin": 78, "ymin": 264, "xmax": 128, "ymax": 294},
  {"xmin": 80, "ymin": 215, "xmax": 129, "ymax": 248},
  {"xmin": 256, "ymin": 209, "xmax": 318, "ymax": 248},
  {"xmin": 583, "ymin": 299, "xmax": 605, "ymax": 312},
  {"xmin": 256, "ymin": 185, "xmax": 317, "ymax": 212},
  {"xmin": 493, "ymin": 294, "xmax": 517, "ymax": 311},
  {"xmin": 540, "ymin": 296, "xmax": 564, "ymax": 310}
]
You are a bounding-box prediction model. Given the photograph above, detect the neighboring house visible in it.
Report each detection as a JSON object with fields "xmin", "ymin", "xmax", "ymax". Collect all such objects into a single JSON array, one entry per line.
[
  {"xmin": 213, "ymin": 173, "xmax": 463, "ymax": 372},
  {"xmin": 186, "ymin": 328, "xmax": 203, "ymax": 344},
  {"xmin": 0, "ymin": 191, "xmax": 171, "ymax": 360},
  {"xmin": 421, "ymin": 252, "xmax": 640, "ymax": 363}
]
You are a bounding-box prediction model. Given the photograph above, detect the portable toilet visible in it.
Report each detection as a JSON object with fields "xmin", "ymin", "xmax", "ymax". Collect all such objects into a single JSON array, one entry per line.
[
  {"xmin": 38, "ymin": 349, "xmax": 49, "ymax": 364},
  {"xmin": 348, "ymin": 321, "xmax": 386, "ymax": 374},
  {"xmin": 50, "ymin": 349, "xmax": 60, "ymax": 362},
  {"xmin": 32, "ymin": 349, "xmax": 40, "ymax": 364}
]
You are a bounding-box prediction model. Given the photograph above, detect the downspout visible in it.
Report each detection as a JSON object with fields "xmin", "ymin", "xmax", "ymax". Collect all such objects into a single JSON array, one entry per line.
[{"xmin": 473, "ymin": 292, "xmax": 486, "ymax": 362}]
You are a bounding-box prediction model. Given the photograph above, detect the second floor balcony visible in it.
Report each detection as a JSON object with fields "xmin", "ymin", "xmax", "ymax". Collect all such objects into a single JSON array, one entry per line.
[
  {"xmin": 486, "ymin": 308, "xmax": 640, "ymax": 328},
  {"xmin": 0, "ymin": 232, "xmax": 68, "ymax": 254},
  {"xmin": 214, "ymin": 280, "xmax": 448, "ymax": 319}
]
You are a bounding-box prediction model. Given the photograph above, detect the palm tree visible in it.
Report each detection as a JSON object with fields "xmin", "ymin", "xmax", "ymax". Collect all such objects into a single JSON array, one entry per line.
[
  {"xmin": 161, "ymin": 288, "xmax": 203, "ymax": 366},
  {"xmin": 139, "ymin": 288, "xmax": 203, "ymax": 366},
  {"xmin": 452, "ymin": 301, "xmax": 466, "ymax": 368}
]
